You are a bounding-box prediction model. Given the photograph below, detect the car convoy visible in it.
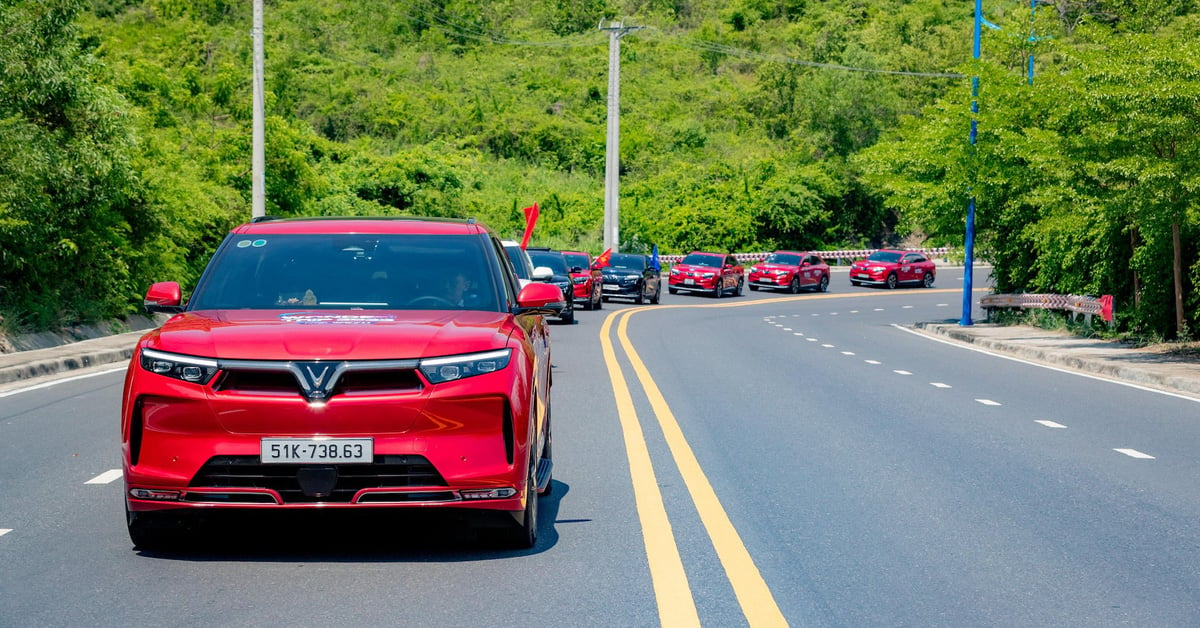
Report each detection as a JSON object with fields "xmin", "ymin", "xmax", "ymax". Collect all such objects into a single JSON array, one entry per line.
[{"xmin": 122, "ymin": 215, "xmax": 938, "ymax": 551}]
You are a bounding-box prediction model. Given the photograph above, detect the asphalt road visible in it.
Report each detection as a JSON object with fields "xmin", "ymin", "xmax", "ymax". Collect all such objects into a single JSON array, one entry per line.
[{"xmin": 4, "ymin": 268, "xmax": 1200, "ymax": 626}]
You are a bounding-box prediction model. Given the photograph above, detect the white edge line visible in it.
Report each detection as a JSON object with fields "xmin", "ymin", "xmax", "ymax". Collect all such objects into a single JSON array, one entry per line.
[
  {"xmin": 0, "ymin": 366, "xmax": 127, "ymax": 398},
  {"xmin": 891, "ymin": 324, "xmax": 1200, "ymax": 404},
  {"xmin": 85, "ymin": 469, "xmax": 124, "ymax": 485}
]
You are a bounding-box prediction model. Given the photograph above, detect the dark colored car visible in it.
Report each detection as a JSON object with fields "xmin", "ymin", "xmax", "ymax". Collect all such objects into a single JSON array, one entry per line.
[
  {"xmin": 748, "ymin": 251, "xmax": 831, "ymax": 293},
  {"xmin": 667, "ymin": 252, "xmax": 744, "ymax": 297},
  {"xmin": 525, "ymin": 248, "xmax": 577, "ymax": 324},
  {"xmin": 599, "ymin": 253, "xmax": 661, "ymax": 304},
  {"xmin": 123, "ymin": 217, "xmax": 566, "ymax": 550},
  {"xmin": 849, "ymin": 249, "xmax": 937, "ymax": 289},
  {"xmin": 561, "ymin": 250, "xmax": 602, "ymax": 311}
]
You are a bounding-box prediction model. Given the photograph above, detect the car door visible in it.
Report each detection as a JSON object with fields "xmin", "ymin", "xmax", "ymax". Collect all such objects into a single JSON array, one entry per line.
[
  {"xmin": 900, "ymin": 253, "xmax": 921, "ymax": 283},
  {"xmin": 799, "ymin": 254, "xmax": 817, "ymax": 287},
  {"xmin": 643, "ymin": 255, "xmax": 660, "ymax": 297},
  {"xmin": 723, "ymin": 255, "xmax": 738, "ymax": 290}
]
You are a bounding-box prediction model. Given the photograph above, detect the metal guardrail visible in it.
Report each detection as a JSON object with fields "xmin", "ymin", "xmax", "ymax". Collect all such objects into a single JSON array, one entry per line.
[{"xmin": 980, "ymin": 293, "xmax": 1115, "ymax": 326}]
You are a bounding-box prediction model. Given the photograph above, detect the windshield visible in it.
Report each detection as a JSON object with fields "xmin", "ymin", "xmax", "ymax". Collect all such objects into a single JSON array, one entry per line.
[
  {"xmin": 680, "ymin": 254, "xmax": 722, "ymax": 267},
  {"xmin": 562, "ymin": 253, "xmax": 589, "ymax": 270},
  {"xmin": 867, "ymin": 251, "xmax": 902, "ymax": 263},
  {"xmin": 504, "ymin": 246, "xmax": 532, "ymax": 280},
  {"xmin": 527, "ymin": 251, "xmax": 569, "ymax": 275},
  {"xmin": 188, "ymin": 233, "xmax": 502, "ymax": 311},
  {"xmin": 764, "ymin": 253, "xmax": 802, "ymax": 265},
  {"xmin": 608, "ymin": 253, "xmax": 645, "ymax": 270}
]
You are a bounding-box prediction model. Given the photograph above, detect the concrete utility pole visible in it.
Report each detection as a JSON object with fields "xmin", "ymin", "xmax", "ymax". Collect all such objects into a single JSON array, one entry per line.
[
  {"xmin": 251, "ymin": 0, "xmax": 266, "ymax": 218},
  {"xmin": 599, "ymin": 20, "xmax": 643, "ymax": 253}
]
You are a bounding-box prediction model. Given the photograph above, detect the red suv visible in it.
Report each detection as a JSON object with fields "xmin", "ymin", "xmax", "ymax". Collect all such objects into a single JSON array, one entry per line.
[
  {"xmin": 849, "ymin": 249, "xmax": 936, "ymax": 289},
  {"xmin": 561, "ymin": 250, "xmax": 602, "ymax": 310},
  {"xmin": 748, "ymin": 251, "xmax": 830, "ymax": 293},
  {"xmin": 668, "ymin": 252, "xmax": 744, "ymax": 297},
  {"xmin": 123, "ymin": 217, "xmax": 565, "ymax": 549}
]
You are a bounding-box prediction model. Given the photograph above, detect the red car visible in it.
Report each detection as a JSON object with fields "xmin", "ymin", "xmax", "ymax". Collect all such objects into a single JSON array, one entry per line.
[
  {"xmin": 667, "ymin": 251, "xmax": 744, "ymax": 297},
  {"xmin": 748, "ymin": 251, "xmax": 830, "ymax": 293},
  {"xmin": 849, "ymin": 249, "xmax": 937, "ymax": 289},
  {"xmin": 123, "ymin": 217, "xmax": 565, "ymax": 549},
  {"xmin": 561, "ymin": 250, "xmax": 602, "ymax": 310}
]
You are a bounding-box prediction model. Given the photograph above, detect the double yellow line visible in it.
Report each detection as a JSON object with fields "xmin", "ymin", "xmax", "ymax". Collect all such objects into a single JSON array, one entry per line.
[{"xmin": 599, "ymin": 303, "xmax": 789, "ymax": 627}]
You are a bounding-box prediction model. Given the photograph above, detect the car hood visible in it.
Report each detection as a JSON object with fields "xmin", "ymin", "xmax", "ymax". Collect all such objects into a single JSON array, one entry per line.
[
  {"xmin": 602, "ymin": 267, "xmax": 644, "ymax": 278},
  {"xmin": 139, "ymin": 310, "xmax": 514, "ymax": 361},
  {"xmin": 671, "ymin": 263, "xmax": 721, "ymax": 274},
  {"xmin": 753, "ymin": 263, "xmax": 797, "ymax": 272},
  {"xmin": 854, "ymin": 259, "xmax": 896, "ymax": 268}
]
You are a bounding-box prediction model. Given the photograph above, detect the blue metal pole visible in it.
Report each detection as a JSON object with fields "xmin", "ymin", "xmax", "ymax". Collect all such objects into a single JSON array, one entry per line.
[
  {"xmin": 962, "ymin": 0, "xmax": 981, "ymax": 326},
  {"xmin": 1028, "ymin": 0, "xmax": 1036, "ymax": 85}
]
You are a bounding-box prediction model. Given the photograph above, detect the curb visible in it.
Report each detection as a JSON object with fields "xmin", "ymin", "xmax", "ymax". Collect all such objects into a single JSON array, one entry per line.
[
  {"xmin": 915, "ymin": 322, "xmax": 1200, "ymax": 398},
  {"xmin": 0, "ymin": 331, "xmax": 144, "ymax": 387}
]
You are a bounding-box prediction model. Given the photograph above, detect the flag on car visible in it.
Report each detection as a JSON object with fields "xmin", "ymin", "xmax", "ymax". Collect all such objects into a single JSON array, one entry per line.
[
  {"xmin": 650, "ymin": 244, "xmax": 660, "ymax": 271},
  {"xmin": 519, "ymin": 202, "xmax": 539, "ymax": 250},
  {"xmin": 594, "ymin": 247, "xmax": 612, "ymax": 269}
]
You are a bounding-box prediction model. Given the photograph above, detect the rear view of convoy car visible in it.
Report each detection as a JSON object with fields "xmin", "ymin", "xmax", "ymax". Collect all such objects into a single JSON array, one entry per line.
[{"xmin": 123, "ymin": 217, "xmax": 565, "ymax": 549}]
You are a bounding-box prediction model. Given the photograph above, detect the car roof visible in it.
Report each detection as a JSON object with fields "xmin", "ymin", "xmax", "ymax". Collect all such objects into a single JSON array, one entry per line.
[
  {"xmin": 232, "ymin": 216, "xmax": 489, "ymax": 236},
  {"xmin": 687, "ymin": 251, "xmax": 725, "ymax": 257}
]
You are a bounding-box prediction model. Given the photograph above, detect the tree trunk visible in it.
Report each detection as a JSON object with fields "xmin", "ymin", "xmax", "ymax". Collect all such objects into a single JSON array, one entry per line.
[
  {"xmin": 1130, "ymin": 227, "xmax": 1141, "ymax": 309},
  {"xmin": 1173, "ymin": 219, "xmax": 1184, "ymax": 337}
]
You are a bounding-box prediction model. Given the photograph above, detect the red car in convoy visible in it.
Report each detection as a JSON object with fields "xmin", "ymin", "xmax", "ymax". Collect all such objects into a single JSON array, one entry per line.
[
  {"xmin": 668, "ymin": 251, "xmax": 744, "ymax": 297},
  {"xmin": 748, "ymin": 251, "xmax": 831, "ymax": 293},
  {"xmin": 561, "ymin": 250, "xmax": 602, "ymax": 310},
  {"xmin": 123, "ymin": 217, "xmax": 565, "ymax": 549},
  {"xmin": 849, "ymin": 249, "xmax": 937, "ymax": 289}
]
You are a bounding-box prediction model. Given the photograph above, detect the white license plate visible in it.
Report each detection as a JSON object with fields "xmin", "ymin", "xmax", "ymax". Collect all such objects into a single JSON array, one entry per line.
[
  {"xmin": 684, "ymin": 279, "xmax": 695, "ymax": 285},
  {"xmin": 855, "ymin": 273, "xmax": 870, "ymax": 278},
  {"xmin": 603, "ymin": 284, "xmax": 619, "ymax": 291},
  {"xmin": 261, "ymin": 438, "xmax": 373, "ymax": 464}
]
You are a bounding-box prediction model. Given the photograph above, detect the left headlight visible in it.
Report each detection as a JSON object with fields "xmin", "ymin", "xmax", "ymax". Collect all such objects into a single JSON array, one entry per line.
[
  {"xmin": 139, "ymin": 348, "xmax": 220, "ymax": 385},
  {"xmin": 418, "ymin": 349, "xmax": 512, "ymax": 384},
  {"xmin": 572, "ymin": 276, "xmax": 588, "ymax": 284}
]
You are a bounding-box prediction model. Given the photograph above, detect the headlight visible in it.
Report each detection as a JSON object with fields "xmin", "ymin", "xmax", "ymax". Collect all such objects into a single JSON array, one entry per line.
[
  {"xmin": 670, "ymin": 269, "xmax": 681, "ymax": 275},
  {"xmin": 419, "ymin": 349, "xmax": 511, "ymax": 384},
  {"xmin": 621, "ymin": 276, "xmax": 638, "ymax": 284},
  {"xmin": 700, "ymin": 272, "xmax": 715, "ymax": 278},
  {"xmin": 572, "ymin": 277, "xmax": 588, "ymax": 284},
  {"xmin": 139, "ymin": 348, "xmax": 219, "ymax": 385},
  {"xmin": 870, "ymin": 266, "xmax": 887, "ymax": 272},
  {"xmin": 773, "ymin": 270, "xmax": 788, "ymax": 275}
]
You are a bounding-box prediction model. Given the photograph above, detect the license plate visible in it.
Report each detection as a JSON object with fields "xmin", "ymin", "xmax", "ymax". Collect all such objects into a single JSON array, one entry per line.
[
  {"xmin": 855, "ymin": 273, "xmax": 869, "ymax": 279},
  {"xmin": 603, "ymin": 284, "xmax": 619, "ymax": 291},
  {"xmin": 261, "ymin": 438, "xmax": 373, "ymax": 464},
  {"xmin": 684, "ymin": 279, "xmax": 695, "ymax": 285}
]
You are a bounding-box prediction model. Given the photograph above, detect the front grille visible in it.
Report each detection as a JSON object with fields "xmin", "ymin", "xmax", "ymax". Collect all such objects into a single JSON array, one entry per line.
[
  {"xmin": 189, "ymin": 455, "xmax": 447, "ymax": 504},
  {"xmin": 214, "ymin": 368, "xmax": 422, "ymax": 397}
]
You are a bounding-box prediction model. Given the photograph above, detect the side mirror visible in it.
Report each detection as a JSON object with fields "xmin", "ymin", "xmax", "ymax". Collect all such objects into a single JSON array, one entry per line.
[
  {"xmin": 145, "ymin": 281, "xmax": 184, "ymax": 314},
  {"xmin": 532, "ymin": 266, "xmax": 554, "ymax": 282},
  {"xmin": 515, "ymin": 282, "xmax": 566, "ymax": 316}
]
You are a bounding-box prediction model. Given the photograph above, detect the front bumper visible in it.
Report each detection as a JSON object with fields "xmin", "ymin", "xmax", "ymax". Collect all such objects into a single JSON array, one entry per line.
[{"xmin": 122, "ymin": 357, "xmax": 532, "ymax": 515}]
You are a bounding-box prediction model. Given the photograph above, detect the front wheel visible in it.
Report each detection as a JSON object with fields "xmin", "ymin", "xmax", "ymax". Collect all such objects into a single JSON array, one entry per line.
[
  {"xmin": 634, "ymin": 284, "xmax": 645, "ymax": 305},
  {"xmin": 922, "ymin": 272, "xmax": 935, "ymax": 288},
  {"xmin": 560, "ymin": 307, "xmax": 575, "ymax": 324},
  {"xmin": 502, "ymin": 457, "xmax": 539, "ymax": 549},
  {"xmin": 789, "ymin": 277, "xmax": 801, "ymax": 294},
  {"xmin": 749, "ymin": 284, "xmax": 759, "ymax": 291},
  {"xmin": 886, "ymin": 273, "xmax": 898, "ymax": 290},
  {"xmin": 712, "ymin": 281, "xmax": 722, "ymax": 298},
  {"xmin": 734, "ymin": 278, "xmax": 743, "ymax": 297},
  {"xmin": 668, "ymin": 286, "xmax": 678, "ymax": 295},
  {"xmin": 818, "ymin": 274, "xmax": 829, "ymax": 292},
  {"xmin": 650, "ymin": 285, "xmax": 661, "ymax": 304}
]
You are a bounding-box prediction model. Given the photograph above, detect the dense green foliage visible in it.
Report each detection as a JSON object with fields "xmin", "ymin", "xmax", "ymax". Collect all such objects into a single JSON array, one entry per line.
[{"xmin": 0, "ymin": 0, "xmax": 1196, "ymax": 337}]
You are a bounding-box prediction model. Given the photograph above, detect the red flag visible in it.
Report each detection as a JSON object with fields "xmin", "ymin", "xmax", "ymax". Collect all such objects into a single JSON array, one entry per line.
[
  {"xmin": 594, "ymin": 247, "xmax": 612, "ymax": 269},
  {"xmin": 519, "ymin": 202, "xmax": 539, "ymax": 250}
]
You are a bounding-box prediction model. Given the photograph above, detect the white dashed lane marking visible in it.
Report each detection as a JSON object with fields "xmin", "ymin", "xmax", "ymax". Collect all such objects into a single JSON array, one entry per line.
[
  {"xmin": 85, "ymin": 469, "xmax": 123, "ymax": 485},
  {"xmin": 894, "ymin": 370, "xmax": 912, "ymax": 376},
  {"xmin": 865, "ymin": 360, "xmax": 881, "ymax": 365},
  {"xmin": 806, "ymin": 338, "xmax": 818, "ymax": 342},
  {"xmin": 822, "ymin": 344, "xmax": 835, "ymax": 348},
  {"xmin": 930, "ymin": 382, "xmax": 951, "ymax": 388},
  {"xmin": 841, "ymin": 351, "xmax": 855, "ymax": 356},
  {"xmin": 1115, "ymin": 449, "xmax": 1155, "ymax": 459},
  {"xmin": 0, "ymin": 529, "xmax": 11, "ymax": 537},
  {"xmin": 793, "ymin": 333, "xmax": 804, "ymax": 336},
  {"xmin": 976, "ymin": 399, "xmax": 1002, "ymax": 406},
  {"xmin": 1036, "ymin": 420, "xmax": 1067, "ymax": 429}
]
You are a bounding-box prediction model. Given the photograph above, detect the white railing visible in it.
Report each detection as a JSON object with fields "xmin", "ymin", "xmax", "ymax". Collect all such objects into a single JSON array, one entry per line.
[{"xmin": 980, "ymin": 293, "xmax": 1115, "ymax": 326}]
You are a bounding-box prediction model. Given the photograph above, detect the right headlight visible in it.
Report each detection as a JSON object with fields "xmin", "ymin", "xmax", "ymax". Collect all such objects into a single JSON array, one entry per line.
[{"xmin": 140, "ymin": 348, "xmax": 220, "ymax": 385}]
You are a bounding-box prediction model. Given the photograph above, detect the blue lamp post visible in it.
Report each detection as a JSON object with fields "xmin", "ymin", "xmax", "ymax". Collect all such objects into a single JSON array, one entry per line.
[{"xmin": 961, "ymin": 0, "xmax": 982, "ymax": 326}]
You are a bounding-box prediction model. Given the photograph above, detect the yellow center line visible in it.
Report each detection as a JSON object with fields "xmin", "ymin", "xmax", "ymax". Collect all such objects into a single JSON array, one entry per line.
[
  {"xmin": 599, "ymin": 312, "xmax": 701, "ymax": 628},
  {"xmin": 616, "ymin": 309, "xmax": 788, "ymax": 627}
]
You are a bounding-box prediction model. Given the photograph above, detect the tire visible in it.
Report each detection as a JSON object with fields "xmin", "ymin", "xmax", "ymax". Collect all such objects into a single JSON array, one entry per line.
[
  {"xmin": 560, "ymin": 306, "xmax": 574, "ymax": 324},
  {"xmin": 650, "ymin": 285, "xmax": 661, "ymax": 304},
  {"xmin": 850, "ymin": 280, "xmax": 861, "ymax": 287},
  {"xmin": 634, "ymin": 283, "xmax": 645, "ymax": 305},
  {"xmin": 668, "ymin": 286, "xmax": 678, "ymax": 295},
  {"xmin": 818, "ymin": 274, "xmax": 829, "ymax": 292},
  {"xmin": 127, "ymin": 506, "xmax": 183, "ymax": 551},
  {"xmin": 886, "ymin": 273, "xmax": 898, "ymax": 290},
  {"xmin": 502, "ymin": 455, "xmax": 539, "ymax": 549},
  {"xmin": 594, "ymin": 285, "xmax": 603, "ymax": 309},
  {"xmin": 712, "ymin": 281, "xmax": 722, "ymax": 298},
  {"xmin": 749, "ymin": 284, "xmax": 759, "ymax": 291},
  {"xmin": 789, "ymin": 277, "xmax": 801, "ymax": 294},
  {"xmin": 922, "ymin": 272, "xmax": 934, "ymax": 288},
  {"xmin": 734, "ymin": 278, "xmax": 743, "ymax": 297}
]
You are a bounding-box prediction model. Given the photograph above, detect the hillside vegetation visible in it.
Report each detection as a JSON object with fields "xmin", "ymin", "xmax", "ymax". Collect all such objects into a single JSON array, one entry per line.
[{"xmin": 0, "ymin": 0, "xmax": 1196, "ymax": 338}]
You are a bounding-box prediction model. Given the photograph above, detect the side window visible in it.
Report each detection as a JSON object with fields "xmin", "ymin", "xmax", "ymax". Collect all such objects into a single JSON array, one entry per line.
[
  {"xmin": 726, "ymin": 256, "xmax": 736, "ymax": 267},
  {"xmin": 491, "ymin": 237, "xmax": 519, "ymax": 307}
]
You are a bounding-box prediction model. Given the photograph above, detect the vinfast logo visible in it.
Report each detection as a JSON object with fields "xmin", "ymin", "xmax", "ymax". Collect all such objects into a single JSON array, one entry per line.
[{"xmin": 294, "ymin": 361, "xmax": 341, "ymax": 402}]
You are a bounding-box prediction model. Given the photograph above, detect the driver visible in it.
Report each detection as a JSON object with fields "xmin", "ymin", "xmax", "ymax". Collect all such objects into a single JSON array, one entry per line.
[{"xmin": 442, "ymin": 271, "xmax": 471, "ymax": 307}]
